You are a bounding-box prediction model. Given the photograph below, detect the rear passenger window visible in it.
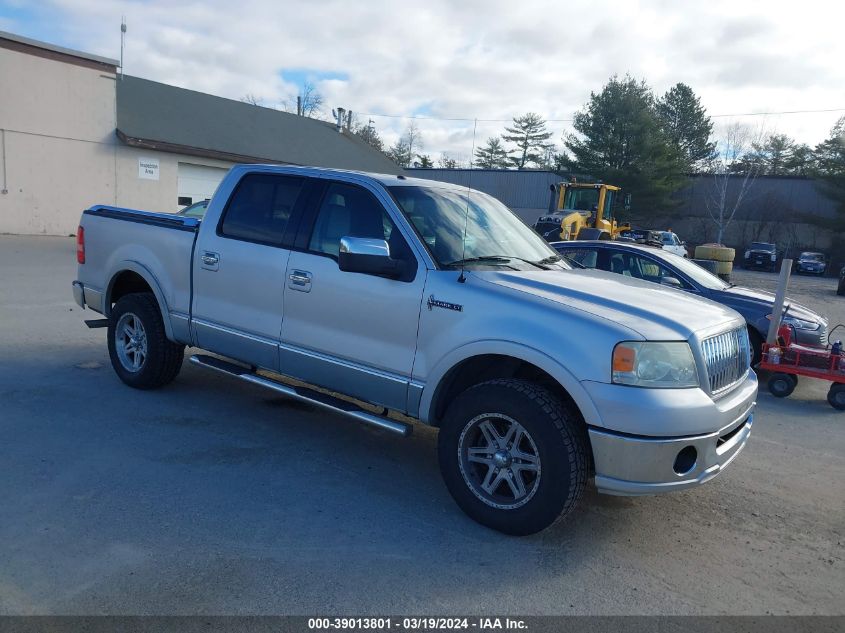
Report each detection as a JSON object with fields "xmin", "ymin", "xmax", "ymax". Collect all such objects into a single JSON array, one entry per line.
[{"xmin": 220, "ymin": 174, "xmax": 304, "ymax": 244}]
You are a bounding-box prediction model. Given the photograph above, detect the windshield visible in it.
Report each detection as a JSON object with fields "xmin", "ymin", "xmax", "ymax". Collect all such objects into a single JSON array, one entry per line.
[
  {"xmin": 563, "ymin": 187, "xmax": 599, "ymax": 212},
  {"xmin": 388, "ymin": 186, "xmax": 570, "ymax": 270},
  {"xmin": 660, "ymin": 250, "xmax": 730, "ymax": 290},
  {"xmin": 800, "ymin": 253, "xmax": 823, "ymax": 261},
  {"xmin": 750, "ymin": 242, "xmax": 774, "ymax": 251}
]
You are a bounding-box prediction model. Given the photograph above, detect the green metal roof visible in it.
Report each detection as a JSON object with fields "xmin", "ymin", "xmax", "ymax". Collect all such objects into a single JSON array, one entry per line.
[{"xmin": 116, "ymin": 75, "xmax": 401, "ymax": 174}]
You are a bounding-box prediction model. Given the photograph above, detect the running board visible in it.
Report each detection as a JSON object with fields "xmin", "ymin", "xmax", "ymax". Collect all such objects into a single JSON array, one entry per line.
[
  {"xmin": 189, "ymin": 354, "xmax": 412, "ymax": 437},
  {"xmin": 85, "ymin": 318, "xmax": 109, "ymax": 329}
]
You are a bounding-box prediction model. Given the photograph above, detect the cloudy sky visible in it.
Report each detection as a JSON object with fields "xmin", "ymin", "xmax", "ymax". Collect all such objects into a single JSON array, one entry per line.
[{"xmin": 2, "ymin": 0, "xmax": 844, "ymax": 163}]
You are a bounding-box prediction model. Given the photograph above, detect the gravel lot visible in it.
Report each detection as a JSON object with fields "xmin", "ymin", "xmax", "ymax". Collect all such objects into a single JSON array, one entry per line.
[{"xmin": 0, "ymin": 235, "xmax": 842, "ymax": 615}]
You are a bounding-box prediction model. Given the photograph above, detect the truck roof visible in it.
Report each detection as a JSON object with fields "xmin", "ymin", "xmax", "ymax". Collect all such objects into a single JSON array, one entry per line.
[{"xmin": 230, "ymin": 163, "xmax": 474, "ymax": 192}]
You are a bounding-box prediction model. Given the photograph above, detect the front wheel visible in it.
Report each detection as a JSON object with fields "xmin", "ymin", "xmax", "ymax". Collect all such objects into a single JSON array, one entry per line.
[
  {"xmin": 107, "ymin": 292, "xmax": 185, "ymax": 389},
  {"xmin": 768, "ymin": 372, "xmax": 796, "ymax": 398},
  {"xmin": 827, "ymin": 384, "xmax": 845, "ymax": 410},
  {"xmin": 437, "ymin": 379, "xmax": 589, "ymax": 536}
]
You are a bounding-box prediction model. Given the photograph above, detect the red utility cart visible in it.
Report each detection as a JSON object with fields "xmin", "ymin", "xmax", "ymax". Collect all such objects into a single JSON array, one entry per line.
[{"xmin": 760, "ymin": 337, "xmax": 845, "ymax": 409}]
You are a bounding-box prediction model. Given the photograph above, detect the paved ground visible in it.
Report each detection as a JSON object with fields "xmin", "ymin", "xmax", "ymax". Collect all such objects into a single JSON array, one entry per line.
[{"xmin": 0, "ymin": 236, "xmax": 842, "ymax": 615}]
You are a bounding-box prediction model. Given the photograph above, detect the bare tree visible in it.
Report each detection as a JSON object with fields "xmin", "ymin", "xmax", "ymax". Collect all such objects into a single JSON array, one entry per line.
[
  {"xmin": 282, "ymin": 81, "xmax": 325, "ymax": 118},
  {"xmin": 404, "ymin": 121, "xmax": 423, "ymax": 159},
  {"xmin": 705, "ymin": 123, "xmax": 764, "ymax": 244},
  {"xmin": 240, "ymin": 94, "xmax": 264, "ymax": 106}
]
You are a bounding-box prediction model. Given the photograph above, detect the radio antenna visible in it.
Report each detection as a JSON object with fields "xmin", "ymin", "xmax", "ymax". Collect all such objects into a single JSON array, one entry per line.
[
  {"xmin": 119, "ymin": 17, "xmax": 126, "ymax": 80},
  {"xmin": 457, "ymin": 118, "xmax": 478, "ymax": 283}
]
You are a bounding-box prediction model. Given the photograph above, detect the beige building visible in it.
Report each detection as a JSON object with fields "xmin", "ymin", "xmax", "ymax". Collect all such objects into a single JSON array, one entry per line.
[{"xmin": 0, "ymin": 31, "xmax": 400, "ymax": 236}]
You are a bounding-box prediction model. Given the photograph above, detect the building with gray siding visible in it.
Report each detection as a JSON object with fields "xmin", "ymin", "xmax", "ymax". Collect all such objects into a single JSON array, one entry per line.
[{"xmin": 407, "ymin": 169, "xmax": 562, "ymax": 223}]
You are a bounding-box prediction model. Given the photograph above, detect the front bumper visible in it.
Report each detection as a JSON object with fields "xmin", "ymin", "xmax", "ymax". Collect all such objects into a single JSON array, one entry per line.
[
  {"xmin": 794, "ymin": 326, "xmax": 827, "ymax": 348},
  {"xmin": 797, "ymin": 265, "xmax": 825, "ymax": 274},
  {"xmin": 745, "ymin": 257, "xmax": 776, "ymax": 268},
  {"xmin": 585, "ymin": 373, "xmax": 757, "ymax": 496}
]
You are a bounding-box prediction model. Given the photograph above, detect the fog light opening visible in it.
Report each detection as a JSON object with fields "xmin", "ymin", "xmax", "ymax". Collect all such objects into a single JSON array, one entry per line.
[{"xmin": 673, "ymin": 446, "xmax": 697, "ymax": 476}]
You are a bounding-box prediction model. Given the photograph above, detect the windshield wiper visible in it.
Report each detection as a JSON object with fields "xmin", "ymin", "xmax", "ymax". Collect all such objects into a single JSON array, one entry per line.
[
  {"xmin": 445, "ymin": 256, "xmax": 518, "ymax": 269},
  {"xmin": 446, "ymin": 255, "xmax": 560, "ymax": 270}
]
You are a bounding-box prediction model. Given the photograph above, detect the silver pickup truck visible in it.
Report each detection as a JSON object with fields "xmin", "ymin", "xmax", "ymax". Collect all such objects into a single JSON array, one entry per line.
[{"xmin": 73, "ymin": 165, "xmax": 757, "ymax": 535}]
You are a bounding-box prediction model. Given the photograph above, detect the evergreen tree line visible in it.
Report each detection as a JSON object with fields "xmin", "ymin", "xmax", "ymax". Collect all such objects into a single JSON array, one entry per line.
[{"xmin": 353, "ymin": 76, "xmax": 845, "ymax": 219}]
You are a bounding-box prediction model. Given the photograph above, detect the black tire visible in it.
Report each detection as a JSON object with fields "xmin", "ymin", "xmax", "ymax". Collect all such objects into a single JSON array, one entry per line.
[
  {"xmin": 768, "ymin": 373, "xmax": 796, "ymax": 398},
  {"xmin": 437, "ymin": 379, "xmax": 589, "ymax": 536},
  {"xmin": 837, "ymin": 280, "xmax": 845, "ymax": 297},
  {"xmin": 107, "ymin": 292, "xmax": 184, "ymax": 389},
  {"xmin": 748, "ymin": 327, "xmax": 763, "ymax": 367},
  {"xmin": 827, "ymin": 384, "xmax": 845, "ymax": 410}
]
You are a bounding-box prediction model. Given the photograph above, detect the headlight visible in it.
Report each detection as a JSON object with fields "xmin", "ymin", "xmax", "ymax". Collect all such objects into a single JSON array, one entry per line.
[
  {"xmin": 770, "ymin": 253, "xmax": 776, "ymax": 261},
  {"xmin": 612, "ymin": 341, "xmax": 699, "ymax": 388},
  {"xmin": 744, "ymin": 250, "xmax": 751, "ymax": 258},
  {"xmin": 773, "ymin": 315, "xmax": 821, "ymax": 331}
]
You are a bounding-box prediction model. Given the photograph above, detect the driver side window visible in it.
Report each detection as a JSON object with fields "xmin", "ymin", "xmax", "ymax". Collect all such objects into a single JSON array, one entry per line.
[{"xmin": 309, "ymin": 183, "xmax": 402, "ymax": 258}]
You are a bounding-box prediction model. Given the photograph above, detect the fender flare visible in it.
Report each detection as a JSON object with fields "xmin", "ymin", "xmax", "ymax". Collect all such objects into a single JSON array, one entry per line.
[
  {"xmin": 418, "ymin": 340, "xmax": 603, "ymax": 428},
  {"xmin": 105, "ymin": 260, "xmax": 175, "ymax": 341}
]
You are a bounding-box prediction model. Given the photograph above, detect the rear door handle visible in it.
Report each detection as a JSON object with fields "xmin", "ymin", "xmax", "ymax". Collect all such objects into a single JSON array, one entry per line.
[
  {"xmin": 201, "ymin": 251, "xmax": 219, "ymax": 271},
  {"xmin": 288, "ymin": 270, "xmax": 312, "ymax": 292}
]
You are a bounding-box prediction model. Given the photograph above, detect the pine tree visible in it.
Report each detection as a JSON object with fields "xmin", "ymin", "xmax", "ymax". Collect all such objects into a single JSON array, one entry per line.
[
  {"xmin": 752, "ymin": 134, "xmax": 797, "ymax": 175},
  {"xmin": 565, "ymin": 75, "xmax": 686, "ymax": 214},
  {"xmin": 474, "ymin": 137, "xmax": 511, "ymax": 168},
  {"xmin": 813, "ymin": 117, "xmax": 845, "ymax": 224},
  {"xmin": 353, "ymin": 120, "xmax": 385, "ymax": 153},
  {"xmin": 655, "ymin": 83, "xmax": 716, "ymax": 171},
  {"xmin": 502, "ymin": 113, "xmax": 553, "ymax": 169}
]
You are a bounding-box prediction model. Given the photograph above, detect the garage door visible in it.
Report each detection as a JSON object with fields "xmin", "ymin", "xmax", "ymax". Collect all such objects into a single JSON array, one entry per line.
[{"xmin": 177, "ymin": 163, "xmax": 228, "ymax": 208}]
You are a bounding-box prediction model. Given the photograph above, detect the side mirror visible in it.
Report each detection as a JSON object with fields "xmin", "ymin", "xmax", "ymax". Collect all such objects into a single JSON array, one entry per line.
[
  {"xmin": 338, "ymin": 236, "xmax": 406, "ymax": 279},
  {"xmin": 661, "ymin": 276, "xmax": 683, "ymax": 288}
]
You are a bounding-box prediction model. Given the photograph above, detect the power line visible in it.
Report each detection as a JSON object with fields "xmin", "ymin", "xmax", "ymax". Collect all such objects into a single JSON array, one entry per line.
[
  {"xmin": 359, "ymin": 107, "xmax": 845, "ymax": 124},
  {"xmin": 710, "ymin": 108, "xmax": 845, "ymax": 117}
]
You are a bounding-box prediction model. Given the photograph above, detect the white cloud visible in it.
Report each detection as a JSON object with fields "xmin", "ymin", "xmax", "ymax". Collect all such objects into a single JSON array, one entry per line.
[{"xmin": 11, "ymin": 0, "xmax": 845, "ymax": 158}]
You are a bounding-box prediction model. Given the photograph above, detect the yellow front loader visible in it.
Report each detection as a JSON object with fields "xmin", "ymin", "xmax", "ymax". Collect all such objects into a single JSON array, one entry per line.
[{"xmin": 533, "ymin": 181, "xmax": 630, "ymax": 242}]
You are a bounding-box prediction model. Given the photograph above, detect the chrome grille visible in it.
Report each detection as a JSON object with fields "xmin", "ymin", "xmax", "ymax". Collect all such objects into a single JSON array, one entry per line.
[{"xmin": 702, "ymin": 327, "xmax": 750, "ymax": 395}]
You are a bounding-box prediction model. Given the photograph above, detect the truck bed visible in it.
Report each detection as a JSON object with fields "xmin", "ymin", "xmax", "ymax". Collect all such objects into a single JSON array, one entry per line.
[{"xmin": 76, "ymin": 205, "xmax": 200, "ymax": 332}]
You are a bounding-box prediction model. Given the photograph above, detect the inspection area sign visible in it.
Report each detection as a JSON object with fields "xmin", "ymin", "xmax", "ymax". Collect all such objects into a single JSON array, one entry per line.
[{"xmin": 138, "ymin": 157, "xmax": 160, "ymax": 180}]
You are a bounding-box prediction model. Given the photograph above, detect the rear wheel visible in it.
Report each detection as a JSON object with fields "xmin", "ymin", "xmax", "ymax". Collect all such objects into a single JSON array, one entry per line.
[
  {"xmin": 827, "ymin": 384, "xmax": 845, "ymax": 410},
  {"xmin": 438, "ymin": 379, "xmax": 589, "ymax": 535},
  {"xmin": 768, "ymin": 373, "xmax": 796, "ymax": 398},
  {"xmin": 108, "ymin": 292, "xmax": 184, "ymax": 389}
]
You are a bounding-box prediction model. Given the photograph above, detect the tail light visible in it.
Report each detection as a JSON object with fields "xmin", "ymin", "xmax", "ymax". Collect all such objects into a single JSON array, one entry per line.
[{"xmin": 76, "ymin": 226, "xmax": 85, "ymax": 264}]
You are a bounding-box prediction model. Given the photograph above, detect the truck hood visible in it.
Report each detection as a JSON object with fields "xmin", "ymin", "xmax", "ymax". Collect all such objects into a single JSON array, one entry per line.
[{"xmin": 478, "ymin": 269, "xmax": 742, "ymax": 340}]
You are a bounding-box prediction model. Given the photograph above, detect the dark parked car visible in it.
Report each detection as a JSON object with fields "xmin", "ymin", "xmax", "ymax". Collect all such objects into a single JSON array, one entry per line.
[
  {"xmin": 620, "ymin": 228, "xmax": 662, "ymax": 247},
  {"xmin": 553, "ymin": 240, "xmax": 828, "ymax": 364},
  {"xmin": 744, "ymin": 242, "xmax": 778, "ymax": 272},
  {"xmin": 795, "ymin": 252, "xmax": 827, "ymax": 276},
  {"xmin": 177, "ymin": 199, "xmax": 209, "ymax": 218},
  {"xmin": 838, "ymin": 266, "xmax": 845, "ymax": 296}
]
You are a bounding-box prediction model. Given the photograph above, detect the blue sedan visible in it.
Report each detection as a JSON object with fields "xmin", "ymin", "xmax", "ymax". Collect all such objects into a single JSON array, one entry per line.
[{"xmin": 552, "ymin": 240, "xmax": 828, "ymax": 365}]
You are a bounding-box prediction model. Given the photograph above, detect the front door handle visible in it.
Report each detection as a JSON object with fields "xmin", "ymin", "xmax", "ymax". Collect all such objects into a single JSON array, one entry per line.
[
  {"xmin": 288, "ymin": 269, "xmax": 312, "ymax": 292},
  {"xmin": 201, "ymin": 251, "xmax": 220, "ymax": 271}
]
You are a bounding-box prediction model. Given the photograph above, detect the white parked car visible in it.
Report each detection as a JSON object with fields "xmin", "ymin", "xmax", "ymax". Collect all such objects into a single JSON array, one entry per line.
[{"xmin": 661, "ymin": 231, "xmax": 688, "ymax": 257}]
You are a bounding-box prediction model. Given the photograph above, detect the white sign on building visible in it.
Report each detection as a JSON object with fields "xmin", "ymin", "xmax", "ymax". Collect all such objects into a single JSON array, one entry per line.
[{"xmin": 138, "ymin": 157, "xmax": 160, "ymax": 180}]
